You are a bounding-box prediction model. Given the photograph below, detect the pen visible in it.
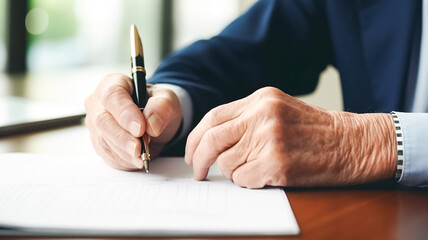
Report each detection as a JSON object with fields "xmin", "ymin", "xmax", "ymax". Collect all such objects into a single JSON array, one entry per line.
[{"xmin": 130, "ymin": 24, "xmax": 151, "ymax": 172}]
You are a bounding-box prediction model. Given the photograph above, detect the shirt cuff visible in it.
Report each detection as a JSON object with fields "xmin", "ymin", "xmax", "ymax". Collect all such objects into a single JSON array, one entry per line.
[
  {"xmin": 154, "ymin": 84, "xmax": 193, "ymax": 144},
  {"xmin": 394, "ymin": 112, "xmax": 428, "ymax": 187}
]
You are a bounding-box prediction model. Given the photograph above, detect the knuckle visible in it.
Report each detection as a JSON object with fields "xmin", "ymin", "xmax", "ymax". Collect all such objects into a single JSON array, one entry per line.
[
  {"xmin": 104, "ymin": 73, "xmax": 132, "ymax": 86},
  {"xmin": 203, "ymin": 127, "xmax": 222, "ymax": 148},
  {"xmin": 100, "ymin": 83, "xmax": 122, "ymax": 103},
  {"xmin": 102, "ymin": 88, "xmax": 136, "ymax": 122},
  {"xmin": 255, "ymin": 86, "xmax": 282, "ymax": 98},
  {"xmin": 95, "ymin": 112, "xmax": 112, "ymax": 128},
  {"xmin": 263, "ymin": 98, "xmax": 284, "ymax": 114},
  {"xmin": 100, "ymin": 79, "xmax": 132, "ymax": 102},
  {"xmin": 204, "ymin": 109, "xmax": 216, "ymax": 124},
  {"xmin": 103, "ymin": 73, "xmax": 119, "ymax": 80},
  {"xmin": 112, "ymin": 128, "xmax": 129, "ymax": 142},
  {"xmin": 100, "ymin": 73, "xmax": 132, "ymax": 92},
  {"xmin": 153, "ymin": 96, "xmax": 174, "ymax": 113},
  {"xmin": 251, "ymin": 96, "xmax": 286, "ymax": 120},
  {"xmin": 204, "ymin": 107, "xmax": 222, "ymax": 126},
  {"xmin": 254, "ymin": 104, "xmax": 285, "ymax": 134},
  {"xmin": 104, "ymin": 73, "xmax": 123, "ymax": 79},
  {"xmin": 98, "ymin": 74, "xmax": 133, "ymax": 101},
  {"xmin": 162, "ymin": 88, "xmax": 177, "ymax": 100},
  {"xmin": 116, "ymin": 101, "xmax": 136, "ymax": 122}
]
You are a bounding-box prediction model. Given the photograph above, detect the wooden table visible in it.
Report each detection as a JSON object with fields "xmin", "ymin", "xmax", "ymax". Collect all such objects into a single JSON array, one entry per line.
[{"xmin": 1, "ymin": 124, "xmax": 427, "ymax": 240}]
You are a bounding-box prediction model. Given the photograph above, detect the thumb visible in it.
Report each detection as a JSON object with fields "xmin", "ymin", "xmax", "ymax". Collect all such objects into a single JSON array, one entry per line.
[{"xmin": 143, "ymin": 85, "xmax": 182, "ymax": 142}]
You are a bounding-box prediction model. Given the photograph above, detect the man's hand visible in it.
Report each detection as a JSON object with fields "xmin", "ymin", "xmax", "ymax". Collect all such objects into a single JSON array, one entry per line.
[
  {"xmin": 85, "ymin": 74, "xmax": 182, "ymax": 170},
  {"xmin": 185, "ymin": 87, "xmax": 397, "ymax": 188}
]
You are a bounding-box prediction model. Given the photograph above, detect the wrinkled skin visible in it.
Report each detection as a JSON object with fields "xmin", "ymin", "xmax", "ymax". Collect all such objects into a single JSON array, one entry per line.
[{"xmin": 85, "ymin": 75, "xmax": 396, "ymax": 188}]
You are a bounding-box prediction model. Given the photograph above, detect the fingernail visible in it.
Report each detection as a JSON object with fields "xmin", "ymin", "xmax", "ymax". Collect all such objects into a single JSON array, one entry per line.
[
  {"xmin": 126, "ymin": 141, "xmax": 138, "ymax": 157},
  {"xmin": 148, "ymin": 114, "xmax": 162, "ymax": 136},
  {"xmin": 132, "ymin": 158, "xmax": 143, "ymax": 169},
  {"xmin": 129, "ymin": 121, "xmax": 141, "ymax": 136}
]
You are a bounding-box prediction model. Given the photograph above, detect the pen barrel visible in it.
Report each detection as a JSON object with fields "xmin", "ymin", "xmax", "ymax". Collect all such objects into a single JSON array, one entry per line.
[
  {"xmin": 132, "ymin": 71, "xmax": 147, "ymax": 107},
  {"xmin": 131, "ymin": 56, "xmax": 147, "ymax": 108}
]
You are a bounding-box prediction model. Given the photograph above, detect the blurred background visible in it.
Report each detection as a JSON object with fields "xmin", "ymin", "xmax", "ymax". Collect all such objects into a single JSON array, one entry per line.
[
  {"xmin": 0, "ymin": 0, "xmax": 342, "ymax": 110},
  {"xmin": 0, "ymin": 0, "xmax": 342, "ymax": 153},
  {"xmin": 0, "ymin": 0, "xmax": 256, "ymax": 73}
]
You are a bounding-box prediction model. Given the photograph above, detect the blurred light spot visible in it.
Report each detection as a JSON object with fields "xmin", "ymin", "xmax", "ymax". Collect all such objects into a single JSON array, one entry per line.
[{"xmin": 25, "ymin": 8, "xmax": 49, "ymax": 35}]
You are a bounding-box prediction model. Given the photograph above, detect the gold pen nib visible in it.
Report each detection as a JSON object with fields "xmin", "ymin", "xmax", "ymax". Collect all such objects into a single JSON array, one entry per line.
[
  {"xmin": 143, "ymin": 158, "xmax": 149, "ymax": 173},
  {"xmin": 142, "ymin": 153, "xmax": 150, "ymax": 173},
  {"xmin": 130, "ymin": 24, "xmax": 144, "ymax": 58},
  {"xmin": 142, "ymin": 134, "xmax": 151, "ymax": 173}
]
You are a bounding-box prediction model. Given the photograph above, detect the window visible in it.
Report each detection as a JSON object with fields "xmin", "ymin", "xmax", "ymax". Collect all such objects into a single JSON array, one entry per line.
[
  {"xmin": 0, "ymin": 0, "xmax": 6, "ymax": 72},
  {"xmin": 26, "ymin": 0, "xmax": 163, "ymax": 73},
  {"xmin": 6, "ymin": 0, "xmax": 255, "ymax": 73},
  {"xmin": 173, "ymin": 0, "xmax": 255, "ymax": 50}
]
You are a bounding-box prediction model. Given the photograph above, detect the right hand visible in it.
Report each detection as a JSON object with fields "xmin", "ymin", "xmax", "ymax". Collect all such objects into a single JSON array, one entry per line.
[{"xmin": 85, "ymin": 73, "xmax": 182, "ymax": 171}]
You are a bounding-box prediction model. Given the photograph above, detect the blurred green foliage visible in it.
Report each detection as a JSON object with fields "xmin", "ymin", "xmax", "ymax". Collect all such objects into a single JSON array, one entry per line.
[{"xmin": 28, "ymin": 0, "xmax": 77, "ymax": 45}]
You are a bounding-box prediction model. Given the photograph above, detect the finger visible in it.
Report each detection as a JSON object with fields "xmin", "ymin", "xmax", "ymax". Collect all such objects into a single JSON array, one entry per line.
[
  {"xmin": 192, "ymin": 119, "xmax": 245, "ymax": 180},
  {"xmin": 86, "ymin": 94, "xmax": 140, "ymax": 170},
  {"xmin": 91, "ymin": 134, "xmax": 138, "ymax": 171},
  {"xmin": 95, "ymin": 110, "xmax": 142, "ymax": 164},
  {"xmin": 232, "ymin": 160, "xmax": 267, "ymax": 189},
  {"xmin": 104, "ymin": 137, "xmax": 143, "ymax": 169},
  {"xmin": 99, "ymin": 74, "xmax": 146, "ymax": 137},
  {"xmin": 144, "ymin": 85, "xmax": 182, "ymax": 140},
  {"xmin": 102, "ymin": 138, "xmax": 140, "ymax": 170},
  {"xmin": 216, "ymin": 138, "xmax": 249, "ymax": 180},
  {"xmin": 185, "ymin": 100, "xmax": 245, "ymax": 165}
]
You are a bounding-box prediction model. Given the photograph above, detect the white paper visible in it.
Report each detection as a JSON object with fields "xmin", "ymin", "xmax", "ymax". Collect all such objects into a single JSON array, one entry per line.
[{"xmin": 0, "ymin": 153, "xmax": 299, "ymax": 236}]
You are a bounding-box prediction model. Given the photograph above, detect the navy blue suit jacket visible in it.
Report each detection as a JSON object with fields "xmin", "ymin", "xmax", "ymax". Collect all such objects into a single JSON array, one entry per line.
[{"xmin": 150, "ymin": 0, "xmax": 422, "ymax": 152}]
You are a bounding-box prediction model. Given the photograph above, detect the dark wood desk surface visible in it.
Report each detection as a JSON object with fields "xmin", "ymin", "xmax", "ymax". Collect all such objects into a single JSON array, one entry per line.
[{"xmin": 1, "ymin": 125, "xmax": 427, "ymax": 240}]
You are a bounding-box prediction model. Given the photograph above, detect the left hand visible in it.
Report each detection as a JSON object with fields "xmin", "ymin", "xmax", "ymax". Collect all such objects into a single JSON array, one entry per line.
[{"xmin": 185, "ymin": 87, "xmax": 396, "ymax": 188}]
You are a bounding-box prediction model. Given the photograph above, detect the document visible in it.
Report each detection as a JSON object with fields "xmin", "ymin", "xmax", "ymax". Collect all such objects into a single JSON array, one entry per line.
[{"xmin": 0, "ymin": 153, "xmax": 299, "ymax": 236}]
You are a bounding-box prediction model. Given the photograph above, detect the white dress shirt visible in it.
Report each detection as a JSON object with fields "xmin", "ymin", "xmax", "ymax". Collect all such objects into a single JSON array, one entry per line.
[{"xmin": 394, "ymin": 0, "xmax": 428, "ymax": 187}]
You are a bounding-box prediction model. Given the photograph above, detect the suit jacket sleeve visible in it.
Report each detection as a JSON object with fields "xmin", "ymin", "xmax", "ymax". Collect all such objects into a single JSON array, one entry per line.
[{"xmin": 149, "ymin": 0, "xmax": 334, "ymax": 133}]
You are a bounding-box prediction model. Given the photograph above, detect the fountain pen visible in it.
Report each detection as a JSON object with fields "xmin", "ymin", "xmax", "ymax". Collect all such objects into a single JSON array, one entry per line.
[{"xmin": 130, "ymin": 24, "xmax": 151, "ymax": 172}]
